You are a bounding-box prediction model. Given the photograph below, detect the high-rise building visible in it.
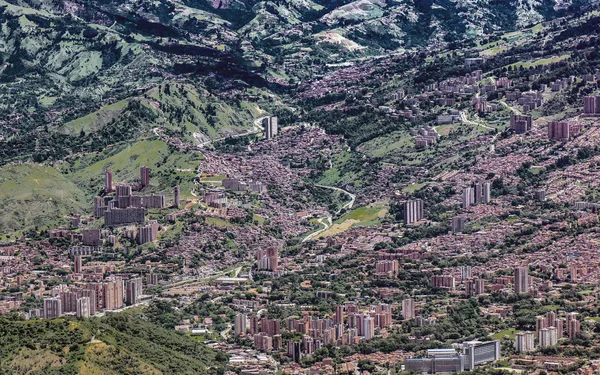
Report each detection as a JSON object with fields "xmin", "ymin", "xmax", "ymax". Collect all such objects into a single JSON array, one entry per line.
[
  {"xmin": 452, "ymin": 217, "xmax": 467, "ymax": 234},
  {"xmin": 583, "ymin": 96, "xmax": 598, "ymax": 114},
  {"xmin": 515, "ymin": 332, "xmax": 535, "ymax": 353},
  {"xmin": 567, "ymin": 312, "xmax": 580, "ymax": 340},
  {"xmin": 76, "ymin": 297, "xmax": 91, "ymax": 318},
  {"xmin": 288, "ymin": 341, "xmax": 301, "ymax": 362},
  {"xmin": 514, "ymin": 267, "xmax": 529, "ymax": 295},
  {"xmin": 74, "ymin": 255, "xmax": 82, "ymax": 274},
  {"xmin": 138, "ymin": 221, "xmax": 159, "ymax": 244},
  {"xmin": 375, "ymin": 260, "xmax": 399, "ymax": 277},
  {"xmin": 402, "ymin": 298, "xmax": 415, "ymax": 320},
  {"xmin": 173, "ymin": 185, "xmax": 180, "ymax": 208},
  {"xmin": 404, "ymin": 199, "xmax": 424, "ymax": 225},
  {"xmin": 462, "ymin": 340, "xmax": 501, "ymax": 370},
  {"xmin": 103, "ymin": 280, "xmax": 124, "ymax": 310},
  {"xmin": 363, "ymin": 316, "xmax": 375, "ymax": 340},
  {"xmin": 43, "ymin": 297, "xmax": 62, "ymax": 319},
  {"xmin": 140, "ymin": 166, "xmax": 150, "ymax": 187},
  {"xmin": 430, "ymin": 275, "xmax": 456, "ymax": 291},
  {"xmin": 482, "ymin": 182, "xmax": 491, "ymax": 203},
  {"xmin": 466, "ymin": 277, "xmax": 485, "ymax": 297},
  {"xmin": 125, "ymin": 278, "xmax": 143, "ymax": 305},
  {"xmin": 256, "ymin": 248, "xmax": 279, "ymax": 272},
  {"xmin": 93, "ymin": 196, "xmax": 107, "ymax": 218},
  {"xmin": 463, "ymin": 187, "xmax": 474, "ymax": 209},
  {"xmin": 460, "ymin": 266, "xmax": 472, "ymax": 282},
  {"xmin": 104, "ymin": 207, "xmax": 145, "ymax": 226},
  {"xmin": 263, "ymin": 116, "xmax": 279, "ymax": 140},
  {"xmin": 335, "ymin": 305, "xmax": 344, "ymax": 325},
  {"xmin": 234, "ymin": 313, "xmax": 247, "ymax": 336},
  {"xmin": 72, "ymin": 214, "xmax": 81, "ymax": 227},
  {"xmin": 105, "ymin": 169, "xmax": 113, "ymax": 193},
  {"xmin": 82, "ymin": 228, "xmax": 102, "ymax": 246},
  {"xmin": 510, "ymin": 114, "xmax": 533, "ymax": 133},
  {"xmin": 538, "ymin": 327, "xmax": 558, "ymax": 347}
]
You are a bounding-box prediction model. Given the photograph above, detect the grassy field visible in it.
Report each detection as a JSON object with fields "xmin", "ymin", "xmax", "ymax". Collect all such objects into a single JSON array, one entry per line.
[
  {"xmin": 58, "ymin": 99, "xmax": 129, "ymax": 135},
  {"xmin": 316, "ymin": 206, "xmax": 387, "ymax": 239},
  {"xmin": 0, "ymin": 164, "xmax": 88, "ymax": 234},
  {"xmin": 506, "ymin": 54, "xmax": 571, "ymax": 70},
  {"xmin": 205, "ymin": 217, "xmax": 232, "ymax": 227},
  {"xmin": 491, "ymin": 328, "xmax": 518, "ymax": 340}
]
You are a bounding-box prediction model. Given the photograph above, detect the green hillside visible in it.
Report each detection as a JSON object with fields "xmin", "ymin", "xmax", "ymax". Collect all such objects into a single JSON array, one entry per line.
[
  {"xmin": 0, "ymin": 164, "xmax": 87, "ymax": 234},
  {"xmin": 0, "ymin": 314, "xmax": 225, "ymax": 375},
  {"xmin": 56, "ymin": 83, "xmax": 261, "ymax": 142},
  {"xmin": 64, "ymin": 138, "xmax": 203, "ymax": 199}
]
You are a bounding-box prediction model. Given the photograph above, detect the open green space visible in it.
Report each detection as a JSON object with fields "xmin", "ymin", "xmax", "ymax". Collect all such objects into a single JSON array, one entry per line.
[{"xmin": 0, "ymin": 164, "xmax": 87, "ymax": 234}]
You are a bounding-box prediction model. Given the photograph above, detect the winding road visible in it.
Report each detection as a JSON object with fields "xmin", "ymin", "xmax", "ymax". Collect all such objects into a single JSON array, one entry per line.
[
  {"xmin": 301, "ymin": 184, "xmax": 356, "ymax": 243},
  {"xmin": 196, "ymin": 116, "xmax": 269, "ymax": 148},
  {"xmin": 459, "ymin": 111, "xmax": 495, "ymax": 131},
  {"xmin": 499, "ymin": 100, "xmax": 522, "ymax": 115}
]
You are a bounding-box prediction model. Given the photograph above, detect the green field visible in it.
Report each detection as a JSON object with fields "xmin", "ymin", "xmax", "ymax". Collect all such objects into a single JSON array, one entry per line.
[
  {"xmin": 315, "ymin": 206, "xmax": 387, "ymax": 239},
  {"xmin": 491, "ymin": 328, "xmax": 519, "ymax": 340},
  {"xmin": 0, "ymin": 164, "xmax": 88, "ymax": 234},
  {"xmin": 58, "ymin": 99, "xmax": 129, "ymax": 135}
]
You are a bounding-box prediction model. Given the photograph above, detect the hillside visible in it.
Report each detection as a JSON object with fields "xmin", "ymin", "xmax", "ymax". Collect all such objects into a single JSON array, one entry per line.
[
  {"xmin": 0, "ymin": 164, "xmax": 87, "ymax": 234},
  {"xmin": 63, "ymin": 138, "xmax": 203, "ymax": 199},
  {"xmin": 0, "ymin": 314, "xmax": 225, "ymax": 375}
]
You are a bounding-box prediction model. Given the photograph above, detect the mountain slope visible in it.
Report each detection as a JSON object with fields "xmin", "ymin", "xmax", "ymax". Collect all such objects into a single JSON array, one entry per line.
[
  {"xmin": 0, "ymin": 163, "xmax": 88, "ymax": 234},
  {"xmin": 0, "ymin": 314, "xmax": 225, "ymax": 375}
]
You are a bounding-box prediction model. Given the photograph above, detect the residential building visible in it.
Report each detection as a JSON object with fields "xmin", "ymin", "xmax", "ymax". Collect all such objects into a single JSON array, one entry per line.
[{"xmin": 514, "ymin": 267, "xmax": 529, "ymax": 295}]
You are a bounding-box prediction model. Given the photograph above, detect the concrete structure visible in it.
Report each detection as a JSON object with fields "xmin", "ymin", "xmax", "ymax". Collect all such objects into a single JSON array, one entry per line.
[
  {"xmin": 452, "ymin": 217, "xmax": 467, "ymax": 234},
  {"xmin": 548, "ymin": 120, "xmax": 583, "ymax": 141},
  {"xmin": 235, "ymin": 313, "xmax": 247, "ymax": 336},
  {"xmin": 405, "ymin": 349, "xmax": 465, "ymax": 374},
  {"xmin": 125, "ymin": 278, "xmax": 143, "ymax": 305},
  {"xmin": 140, "ymin": 166, "xmax": 150, "ymax": 187},
  {"xmin": 104, "ymin": 207, "xmax": 145, "ymax": 227},
  {"xmin": 82, "ymin": 228, "xmax": 101, "ymax": 246},
  {"xmin": 510, "ymin": 114, "xmax": 533, "ymax": 134},
  {"xmin": 515, "ymin": 331, "xmax": 535, "ymax": 353},
  {"xmin": 462, "ymin": 340, "xmax": 501, "ymax": 370},
  {"xmin": 256, "ymin": 248, "xmax": 279, "ymax": 272},
  {"xmin": 105, "ymin": 169, "xmax": 113, "ymax": 193},
  {"xmin": 173, "ymin": 185, "xmax": 180, "ymax": 208},
  {"xmin": 539, "ymin": 326, "xmax": 558, "ymax": 347},
  {"xmin": 43, "ymin": 297, "xmax": 62, "ymax": 319},
  {"xmin": 514, "ymin": 267, "xmax": 529, "ymax": 295},
  {"xmin": 74, "ymin": 255, "xmax": 82, "ymax": 274},
  {"xmin": 138, "ymin": 221, "xmax": 159, "ymax": 244},
  {"xmin": 76, "ymin": 296, "xmax": 91, "ymax": 318},
  {"xmin": 404, "ymin": 199, "xmax": 424, "ymax": 225},
  {"xmin": 402, "ymin": 298, "xmax": 415, "ymax": 320},
  {"xmin": 263, "ymin": 116, "xmax": 278, "ymax": 140}
]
